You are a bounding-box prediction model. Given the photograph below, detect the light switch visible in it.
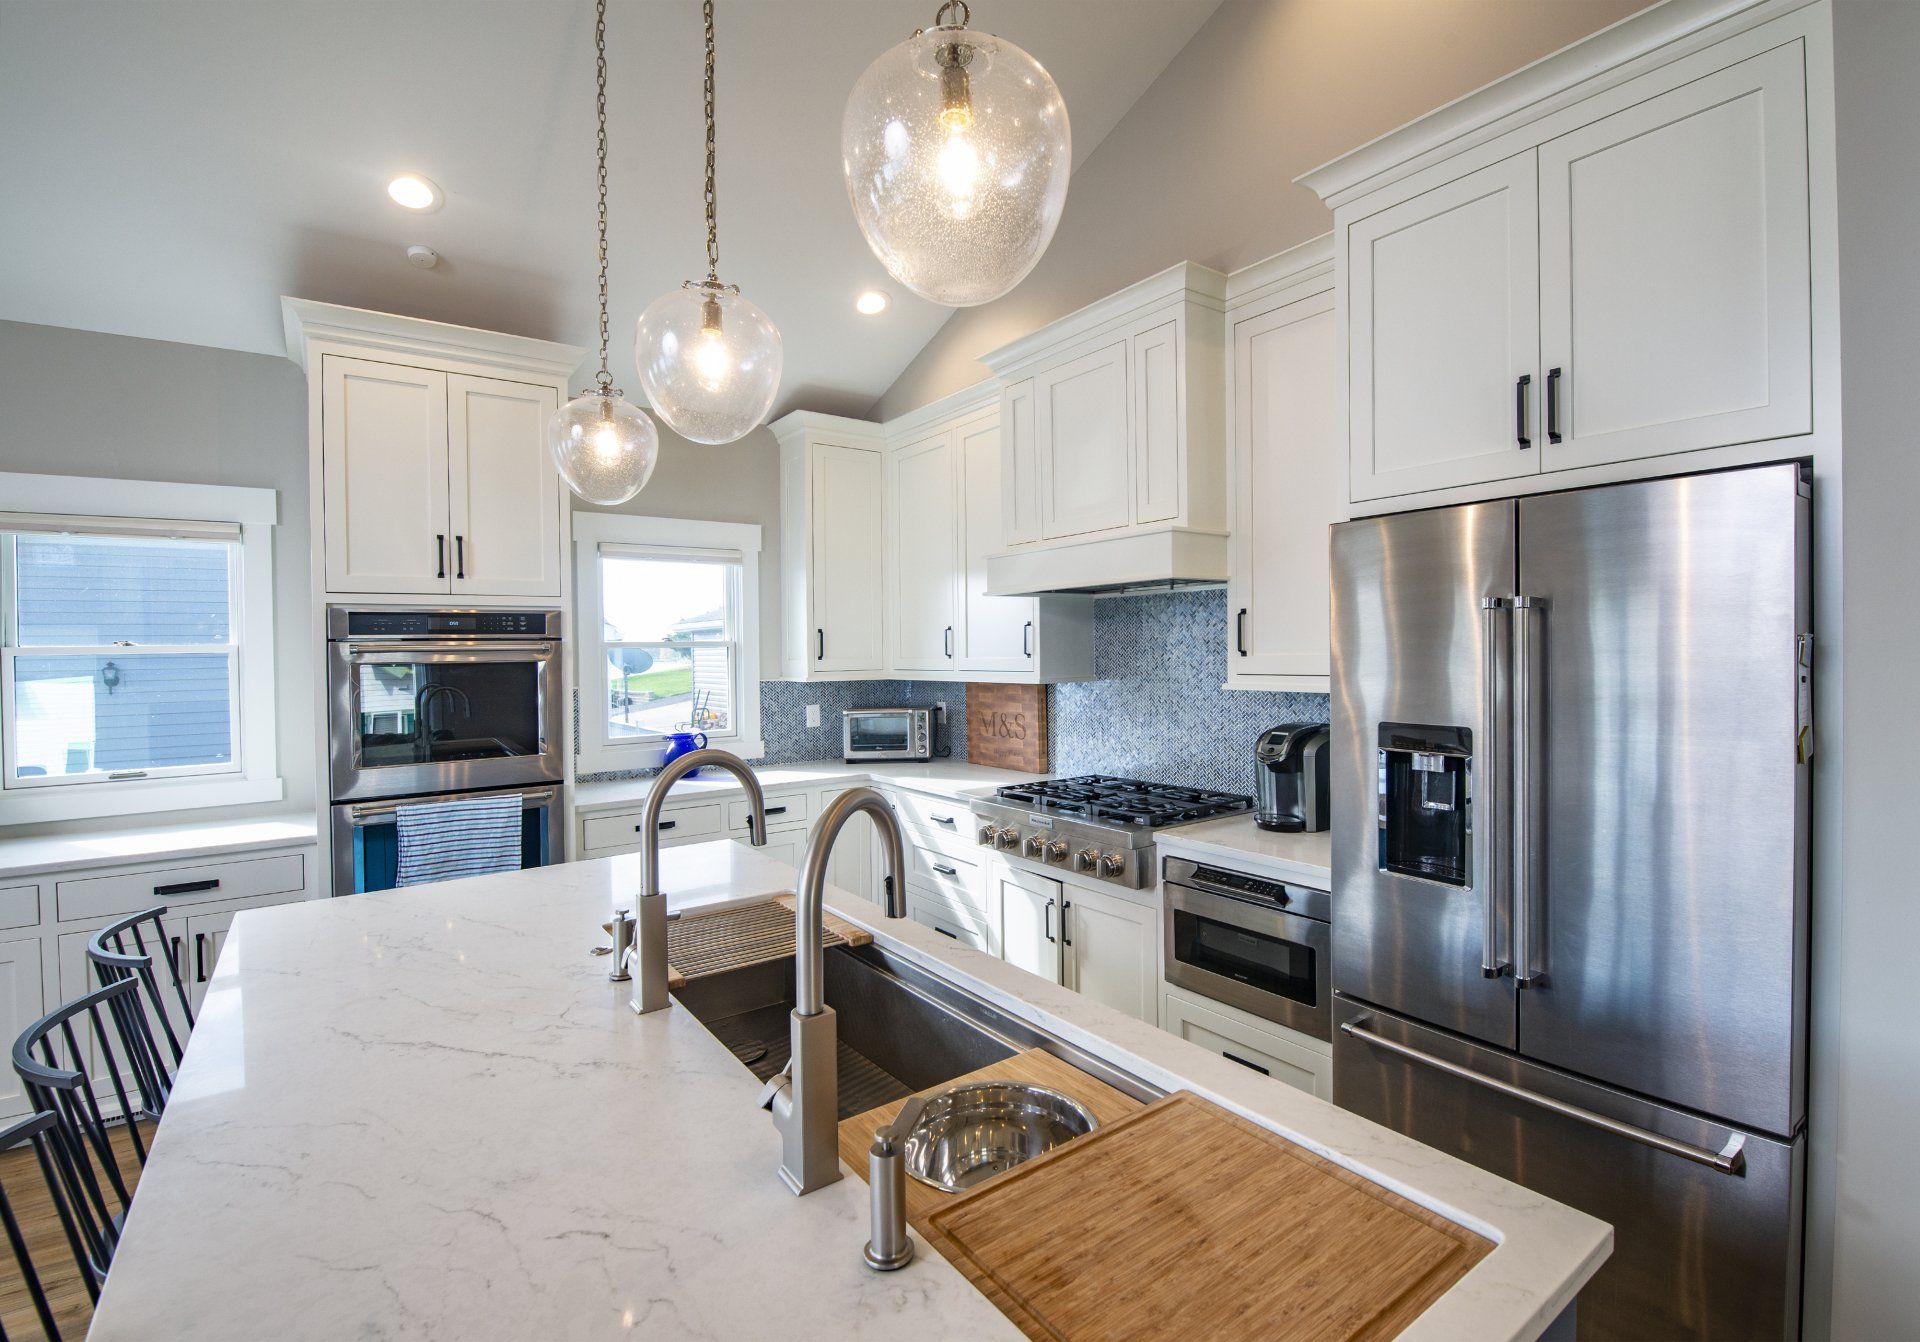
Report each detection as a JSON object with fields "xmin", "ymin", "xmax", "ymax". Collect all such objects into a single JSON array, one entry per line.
[{"xmin": 805, "ymin": 704, "xmax": 821, "ymax": 729}]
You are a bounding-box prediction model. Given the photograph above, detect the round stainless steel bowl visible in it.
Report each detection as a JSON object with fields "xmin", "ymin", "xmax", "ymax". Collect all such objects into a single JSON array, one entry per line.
[{"xmin": 902, "ymin": 1081, "xmax": 1099, "ymax": 1193}]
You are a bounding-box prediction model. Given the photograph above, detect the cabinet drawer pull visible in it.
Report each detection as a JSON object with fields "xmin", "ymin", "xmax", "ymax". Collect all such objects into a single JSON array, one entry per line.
[
  {"xmin": 765, "ymin": 805, "xmax": 788, "ymax": 817},
  {"xmin": 1223, "ymin": 1051, "xmax": 1271, "ymax": 1076},
  {"xmin": 194, "ymin": 932, "xmax": 208, "ymax": 984},
  {"xmin": 931, "ymin": 863, "xmax": 958, "ymax": 877},
  {"xmin": 933, "ymin": 923, "xmax": 958, "ymax": 940},
  {"xmin": 644, "ymin": 820, "xmax": 678, "ymax": 833},
  {"xmin": 154, "ymin": 878, "xmax": 220, "ymax": 897},
  {"xmin": 1515, "ymin": 374, "xmax": 1532, "ymax": 449},
  {"xmin": 929, "ymin": 814, "xmax": 955, "ymax": 826},
  {"xmin": 1547, "ymin": 367, "xmax": 1564, "ymax": 444}
]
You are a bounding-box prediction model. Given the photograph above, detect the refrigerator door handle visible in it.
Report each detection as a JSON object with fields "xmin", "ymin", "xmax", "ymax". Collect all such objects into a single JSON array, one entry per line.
[
  {"xmin": 1340, "ymin": 1017, "xmax": 1748, "ymax": 1174},
  {"xmin": 1512, "ymin": 594, "xmax": 1546, "ymax": 988},
  {"xmin": 1480, "ymin": 597, "xmax": 1512, "ymax": 977}
]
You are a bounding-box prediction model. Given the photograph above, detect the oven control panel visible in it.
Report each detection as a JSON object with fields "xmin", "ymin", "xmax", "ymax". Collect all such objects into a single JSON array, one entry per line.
[{"xmin": 335, "ymin": 608, "xmax": 560, "ymax": 639}]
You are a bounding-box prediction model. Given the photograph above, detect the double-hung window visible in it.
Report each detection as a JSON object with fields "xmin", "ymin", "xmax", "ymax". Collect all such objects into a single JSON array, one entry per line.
[
  {"xmin": 574, "ymin": 514, "xmax": 763, "ymax": 773},
  {"xmin": 0, "ymin": 473, "xmax": 283, "ymax": 823}
]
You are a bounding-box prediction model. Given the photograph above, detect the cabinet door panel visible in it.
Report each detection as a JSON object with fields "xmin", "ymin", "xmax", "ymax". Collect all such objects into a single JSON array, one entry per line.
[
  {"xmin": 1037, "ymin": 341, "xmax": 1130, "ymax": 539},
  {"xmin": 1231, "ymin": 294, "xmax": 1339, "ymax": 683},
  {"xmin": 1000, "ymin": 380, "xmax": 1040, "ymax": 546},
  {"xmin": 0, "ymin": 938, "xmax": 45, "ymax": 1119},
  {"xmin": 958, "ymin": 415, "xmax": 1036, "ymax": 670},
  {"xmin": 321, "ymin": 356, "xmax": 450, "ymax": 593},
  {"xmin": 1063, "ymin": 887, "xmax": 1155, "ymax": 1022},
  {"xmin": 1539, "ymin": 42, "xmax": 1810, "ymax": 470},
  {"xmin": 1348, "ymin": 154, "xmax": 1540, "ymax": 501},
  {"xmin": 810, "ymin": 444, "xmax": 885, "ymax": 672},
  {"xmin": 1132, "ymin": 320, "xmax": 1182, "ymax": 525},
  {"xmin": 820, "ymin": 792, "xmax": 877, "ymax": 905},
  {"xmin": 448, "ymin": 375, "xmax": 562, "ymax": 598},
  {"xmin": 1000, "ymin": 871, "xmax": 1060, "ymax": 985},
  {"xmin": 890, "ymin": 430, "xmax": 960, "ymax": 670}
]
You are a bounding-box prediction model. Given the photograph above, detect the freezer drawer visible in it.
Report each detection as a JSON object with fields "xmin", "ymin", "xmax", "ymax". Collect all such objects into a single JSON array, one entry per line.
[{"xmin": 1333, "ymin": 997, "xmax": 1803, "ymax": 1342}]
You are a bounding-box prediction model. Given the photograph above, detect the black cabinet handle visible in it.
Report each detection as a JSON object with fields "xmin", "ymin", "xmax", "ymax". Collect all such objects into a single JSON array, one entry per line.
[
  {"xmin": 194, "ymin": 932, "xmax": 208, "ymax": 984},
  {"xmin": 436, "ymin": 534, "xmax": 447, "ymax": 579},
  {"xmin": 944, "ymin": 626, "xmax": 954, "ymax": 659},
  {"xmin": 933, "ymin": 924, "xmax": 958, "ymax": 940},
  {"xmin": 1023, "ymin": 621, "xmax": 1033, "ymax": 658},
  {"xmin": 1236, "ymin": 608, "xmax": 1248, "ymax": 657},
  {"xmin": 1547, "ymin": 367, "xmax": 1563, "ymax": 444},
  {"xmin": 1044, "ymin": 900, "xmax": 1055, "ymax": 944},
  {"xmin": 455, "ymin": 535, "xmax": 466, "ymax": 580},
  {"xmin": 816, "ymin": 628, "xmax": 825, "ymax": 662},
  {"xmin": 765, "ymin": 805, "xmax": 788, "ymax": 817},
  {"xmin": 930, "ymin": 813, "xmax": 955, "ymax": 826},
  {"xmin": 155, "ymin": 878, "xmax": 219, "ymax": 897},
  {"xmin": 642, "ymin": 819, "xmax": 678, "ymax": 832},
  {"xmin": 169, "ymin": 936, "xmax": 184, "ymax": 980},
  {"xmin": 1223, "ymin": 1051, "xmax": 1271, "ymax": 1076},
  {"xmin": 932, "ymin": 863, "xmax": 958, "ymax": 877},
  {"xmin": 1515, "ymin": 374, "xmax": 1532, "ymax": 449},
  {"xmin": 1061, "ymin": 900, "xmax": 1072, "ymax": 947}
]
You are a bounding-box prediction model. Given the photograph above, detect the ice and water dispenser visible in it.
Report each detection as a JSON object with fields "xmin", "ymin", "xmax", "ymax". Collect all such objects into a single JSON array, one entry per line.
[{"xmin": 1376, "ymin": 724, "xmax": 1472, "ymax": 887}]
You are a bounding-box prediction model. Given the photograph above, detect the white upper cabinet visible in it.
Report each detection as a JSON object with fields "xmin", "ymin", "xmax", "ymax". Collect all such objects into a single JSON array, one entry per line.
[
  {"xmin": 287, "ymin": 300, "xmax": 583, "ymax": 603},
  {"xmin": 1347, "ymin": 153, "xmax": 1541, "ymax": 502},
  {"xmin": 1537, "ymin": 42, "xmax": 1810, "ymax": 472},
  {"xmin": 320, "ymin": 357, "xmax": 451, "ymax": 594},
  {"xmin": 890, "ymin": 428, "xmax": 961, "ymax": 671},
  {"xmin": 1226, "ymin": 239, "xmax": 1342, "ymax": 691},
  {"xmin": 772, "ymin": 413, "xmax": 887, "ymax": 680},
  {"xmin": 1301, "ymin": 2, "xmax": 1832, "ymax": 511},
  {"xmin": 447, "ymin": 374, "xmax": 562, "ymax": 598},
  {"xmin": 957, "ymin": 415, "xmax": 1037, "ymax": 671},
  {"xmin": 982, "ymin": 263, "xmax": 1229, "ymax": 595}
]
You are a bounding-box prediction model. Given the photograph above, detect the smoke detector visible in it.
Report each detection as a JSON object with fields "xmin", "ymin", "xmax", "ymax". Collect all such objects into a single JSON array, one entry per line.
[{"xmin": 406, "ymin": 245, "xmax": 440, "ymax": 270}]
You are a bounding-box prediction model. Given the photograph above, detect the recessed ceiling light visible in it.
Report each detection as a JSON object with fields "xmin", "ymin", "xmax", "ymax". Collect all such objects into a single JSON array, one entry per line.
[
  {"xmin": 386, "ymin": 174, "xmax": 443, "ymax": 212},
  {"xmin": 855, "ymin": 289, "xmax": 892, "ymax": 316}
]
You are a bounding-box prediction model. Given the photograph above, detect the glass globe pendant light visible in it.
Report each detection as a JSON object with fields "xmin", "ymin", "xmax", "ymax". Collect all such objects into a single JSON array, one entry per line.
[
  {"xmin": 634, "ymin": 0, "xmax": 782, "ymax": 446},
  {"xmin": 842, "ymin": 0, "xmax": 1071, "ymax": 307},
  {"xmin": 550, "ymin": 0, "xmax": 658, "ymax": 505}
]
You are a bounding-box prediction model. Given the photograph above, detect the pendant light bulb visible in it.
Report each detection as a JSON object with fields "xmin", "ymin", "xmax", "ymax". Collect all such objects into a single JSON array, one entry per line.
[
  {"xmin": 633, "ymin": 0, "xmax": 784, "ymax": 445},
  {"xmin": 843, "ymin": 0, "xmax": 1071, "ymax": 307}
]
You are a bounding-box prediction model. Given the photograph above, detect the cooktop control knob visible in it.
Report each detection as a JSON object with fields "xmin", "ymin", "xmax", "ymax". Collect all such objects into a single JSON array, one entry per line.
[
  {"xmin": 1072, "ymin": 847, "xmax": 1099, "ymax": 873},
  {"xmin": 977, "ymin": 824, "xmax": 997, "ymax": 847},
  {"xmin": 1022, "ymin": 834, "xmax": 1048, "ymax": 859},
  {"xmin": 996, "ymin": 828, "xmax": 1021, "ymax": 851},
  {"xmin": 1099, "ymin": 853, "xmax": 1126, "ymax": 878},
  {"xmin": 1043, "ymin": 839, "xmax": 1068, "ymax": 864}
]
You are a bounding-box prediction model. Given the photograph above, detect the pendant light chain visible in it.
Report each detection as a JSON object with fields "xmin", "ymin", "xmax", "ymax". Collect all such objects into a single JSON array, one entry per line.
[
  {"xmin": 702, "ymin": 0, "xmax": 719, "ymax": 285},
  {"xmin": 593, "ymin": 0, "xmax": 615, "ymax": 393}
]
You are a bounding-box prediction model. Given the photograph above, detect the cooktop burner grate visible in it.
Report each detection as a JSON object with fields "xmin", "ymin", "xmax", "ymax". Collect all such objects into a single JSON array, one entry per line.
[{"xmin": 992, "ymin": 776, "xmax": 1253, "ymax": 829}]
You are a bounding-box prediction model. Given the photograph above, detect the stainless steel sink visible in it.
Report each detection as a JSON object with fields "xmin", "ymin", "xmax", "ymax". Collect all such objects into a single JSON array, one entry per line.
[{"xmin": 903, "ymin": 1081, "xmax": 1099, "ymax": 1193}]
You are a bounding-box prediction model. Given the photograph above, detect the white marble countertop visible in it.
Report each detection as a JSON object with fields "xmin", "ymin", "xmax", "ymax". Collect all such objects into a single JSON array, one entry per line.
[
  {"xmin": 0, "ymin": 811, "xmax": 319, "ymax": 881},
  {"xmin": 573, "ymin": 760, "xmax": 1048, "ymax": 815},
  {"xmin": 1156, "ymin": 814, "xmax": 1333, "ymax": 886},
  {"xmin": 90, "ymin": 841, "xmax": 1607, "ymax": 1342}
]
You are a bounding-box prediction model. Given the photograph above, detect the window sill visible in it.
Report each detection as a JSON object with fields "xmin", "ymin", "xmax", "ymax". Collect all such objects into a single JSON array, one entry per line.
[
  {"xmin": 0, "ymin": 776, "xmax": 284, "ymax": 827},
  {"xmin": 577, "ymin": 737, "xmax": 766, "ymax": 776}
]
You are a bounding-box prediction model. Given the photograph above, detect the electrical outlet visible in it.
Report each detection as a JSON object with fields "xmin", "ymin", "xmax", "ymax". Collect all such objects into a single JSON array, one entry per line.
[
  {"xmin": 805, "ymin": 704, "xmax": 821, "ymax": 729},
  {"xmin": 934, "ymin": 700, "xmax": 948, "ymax": 720}
]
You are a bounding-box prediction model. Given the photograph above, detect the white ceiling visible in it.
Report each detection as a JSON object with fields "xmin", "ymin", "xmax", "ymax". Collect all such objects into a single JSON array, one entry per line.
[{"xmin": 0, "ymin": 0, "xmax": 1220, "ymax": 418}]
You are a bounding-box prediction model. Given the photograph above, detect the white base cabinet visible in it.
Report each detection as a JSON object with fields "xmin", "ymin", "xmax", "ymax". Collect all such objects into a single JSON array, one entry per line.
[
  {"xmin": 1161, "ymin": 984, "xmax": 1332, "ymax": 1101},
  {"xmin": 1061, "ymin": 884, "xmax": 1157, "ymax": 1023},
  {"xmin": 0, "ymin": 938, "xmax": 44, "ymax": 1120},
  {"xmin": 999, "ymin": 867, "xmax": 1062, "ymax": 986}
]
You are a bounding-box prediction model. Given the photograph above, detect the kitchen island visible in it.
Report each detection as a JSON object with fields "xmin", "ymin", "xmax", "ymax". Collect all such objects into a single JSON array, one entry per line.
[{"xmin": 87, "ymin": 840, "xmax": 1608, "ymax": 1341}]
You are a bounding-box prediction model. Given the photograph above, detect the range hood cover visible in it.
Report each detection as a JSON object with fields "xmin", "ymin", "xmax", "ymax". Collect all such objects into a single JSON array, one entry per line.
[{"xmin": 985, "ymin": 527, "xmax": 1230, "ymax": 597}]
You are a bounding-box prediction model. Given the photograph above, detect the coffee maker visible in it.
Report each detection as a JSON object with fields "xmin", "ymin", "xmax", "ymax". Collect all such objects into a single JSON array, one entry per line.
[{"xmin": 1254, "ymin": 724, "xmax": 1331, "ymax": 833}]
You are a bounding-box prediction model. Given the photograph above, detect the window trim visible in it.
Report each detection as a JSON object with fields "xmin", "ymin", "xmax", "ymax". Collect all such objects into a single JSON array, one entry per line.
[
  {"xmin": 0, "ymin": 472, "xmax": 283, "ymax": 825},
  {"xmin": 573, "ymin": 513, "xmax": 763, "ymax": 775}
]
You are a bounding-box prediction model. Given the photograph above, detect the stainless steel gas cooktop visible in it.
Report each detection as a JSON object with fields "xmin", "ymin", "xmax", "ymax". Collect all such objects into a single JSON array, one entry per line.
[{"xmin": 970, "ymin": 775, "xmax": 1253, "ymax": 888}]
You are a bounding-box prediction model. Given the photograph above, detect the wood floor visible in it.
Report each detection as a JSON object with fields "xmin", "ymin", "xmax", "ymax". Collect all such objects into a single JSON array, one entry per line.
[{"xmin": 0, "ymin": 1122, "xmax": 148, "ymax": 1342}]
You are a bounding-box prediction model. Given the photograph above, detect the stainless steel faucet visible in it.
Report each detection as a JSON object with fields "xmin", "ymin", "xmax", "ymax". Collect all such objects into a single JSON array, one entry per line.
[
  {"xmin": 761, "ymin": 785, "xmax": 906, "ymax": 1195},
  {"xmin": 630, "ymin": 748, "xmax": 767, "ymax": 1014}
]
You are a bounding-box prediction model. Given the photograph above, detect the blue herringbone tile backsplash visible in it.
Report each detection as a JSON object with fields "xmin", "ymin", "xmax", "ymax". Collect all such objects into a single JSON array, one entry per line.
[{"xmin": 1050, "ymin": 589, "xmax": 1329, "ymax": 798}]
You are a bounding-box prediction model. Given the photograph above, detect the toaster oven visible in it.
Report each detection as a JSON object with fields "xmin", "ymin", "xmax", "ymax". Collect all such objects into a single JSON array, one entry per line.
[{"xmin": 842, "ymin": 708, "xmax": 933, "ymax": 762}]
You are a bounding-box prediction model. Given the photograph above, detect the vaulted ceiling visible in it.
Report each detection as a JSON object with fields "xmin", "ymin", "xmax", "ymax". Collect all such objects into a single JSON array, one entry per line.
[{"xmin": 0, "ymin": 0, "xmax": 1221, "ymax": 417}]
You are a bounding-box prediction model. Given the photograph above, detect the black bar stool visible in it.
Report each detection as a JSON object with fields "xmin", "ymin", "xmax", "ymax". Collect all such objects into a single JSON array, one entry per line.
[
  {"xmin": 11, "ymin": 978, "xmax": 166, "ymax": 1289},
  {"xmin": 87, "ymin": 907, "xmax": 193, "ymax": 1066},
  {"xmin": 0, "ymin": 1110, "xmax": 92, "ymax": 1339}
]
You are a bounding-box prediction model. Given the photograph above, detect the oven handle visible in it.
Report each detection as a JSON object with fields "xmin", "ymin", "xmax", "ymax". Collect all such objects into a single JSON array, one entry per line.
[
  {"xmin": 341, "ymin": 787, "xmax": 558, "ymax": 826},
  {"xmin": 344, "ymin": 641, "xmax": 556, "ymax": 660},
  {"xmin": 1340, "ymin": 1017, "xmax": 1746, "ymax": 1174}
]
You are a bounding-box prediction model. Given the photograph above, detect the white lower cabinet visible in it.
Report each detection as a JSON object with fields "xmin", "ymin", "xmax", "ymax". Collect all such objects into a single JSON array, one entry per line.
[
  {"xmin": 1061, "ymin": 885, "xmax": 1157, "ymax": 1023},
  {"xmin": 999, "ymin": 868, "xmax": 1061, "ymax": 986},
  {"xmin": 1161, "ymin": 985, "xmax": 1332, "ymax": 1100},
  {"xmin": 907, "ymin": 893, "xmax": 993, "ymax": 954},
  {"xmin": 0, "ymin": 938, "xmax": 45, "ymax": 1120}
]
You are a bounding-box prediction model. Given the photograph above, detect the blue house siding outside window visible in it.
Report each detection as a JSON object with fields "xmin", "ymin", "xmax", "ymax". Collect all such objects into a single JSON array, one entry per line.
[{"xmin": 6, "ymin": 532, "xmax": 238, "ymax": 782}]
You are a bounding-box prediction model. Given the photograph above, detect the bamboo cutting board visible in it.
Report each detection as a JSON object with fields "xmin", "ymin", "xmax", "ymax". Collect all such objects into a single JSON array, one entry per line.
[{"xmin": 927, "ymin": 1091, "xmax": 1494, "ymax": 1342}]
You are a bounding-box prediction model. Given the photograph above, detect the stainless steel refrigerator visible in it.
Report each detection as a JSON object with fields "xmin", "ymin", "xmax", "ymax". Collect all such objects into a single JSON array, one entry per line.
[{"xmin": 1329, "ymin": 464, "xmax": 1811, "ymax": 1341}]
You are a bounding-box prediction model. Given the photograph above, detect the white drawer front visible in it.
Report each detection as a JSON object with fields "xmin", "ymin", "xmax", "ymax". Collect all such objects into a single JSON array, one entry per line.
[
  {"xmin": 727, "ymin": 791, "xmax": 810, "ymax": 834},
  {"xmin": 56, "ymin": 853, "xmax": 307, "ymax": 925},
  {"xmin": 1161, "ymin": 989, "xmax": 1332, "ymax": 1100},
  {"xmin": 908, "ymin": 844, "xmax": 982, "ymax": 912},
  {"xmin": 907, "ymin": 893, "xmax": 991, "ymax": 954},
  {"xmin": 0, "ymin": 885, "xmax": 39, "ymax": 932},
  {"xmin": 891, "ymin": 790, "xmax": 972, "ymax": 843},
  {"xmin": 581, "ymin": 802, "xmax": 724, "ymax": 854}
]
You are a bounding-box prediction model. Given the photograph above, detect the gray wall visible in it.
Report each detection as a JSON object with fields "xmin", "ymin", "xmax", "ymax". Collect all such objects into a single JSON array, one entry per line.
[
  {"xmin": 0, "ymin": 319, "xmax": 315, "ymax": 830},
  {"xmin": 874, "ymin": 0, "xmax": 1651, "ymax": 419},
  {"xmin": 1822, "ymin": 3, "xmax": 1920, "ymax": 1336}
]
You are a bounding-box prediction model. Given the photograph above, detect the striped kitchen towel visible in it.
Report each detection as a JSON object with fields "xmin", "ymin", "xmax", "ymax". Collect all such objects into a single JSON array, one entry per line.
[{"xmin": 394, "ymin": 792, "xmax": 525, "ymax": 888}]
